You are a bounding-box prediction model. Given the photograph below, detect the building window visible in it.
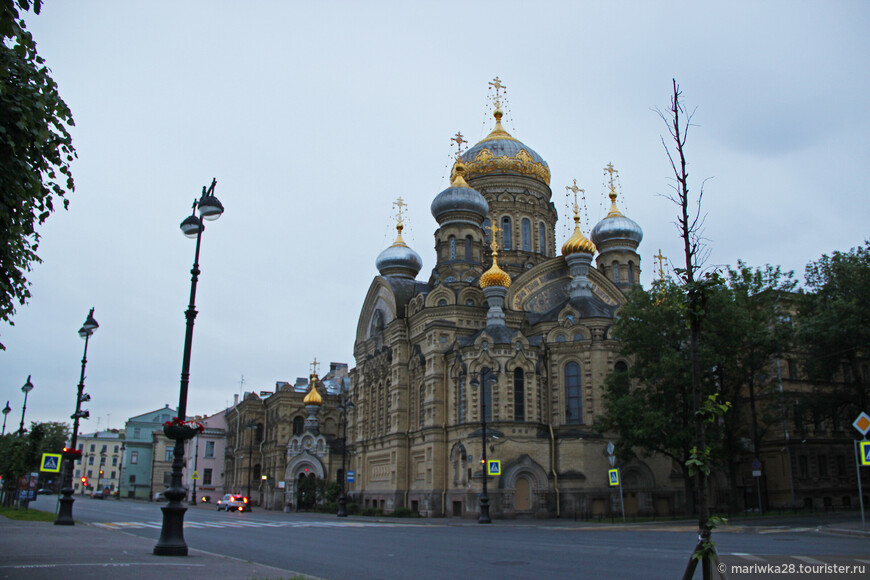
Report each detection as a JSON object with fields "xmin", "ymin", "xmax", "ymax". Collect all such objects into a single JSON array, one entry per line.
[
  {"xmin": 112, "ymin": 457, "xmax": 118, "ymax": 466},
  {"xmin": 129, "ymin": 474, "xmax": 136, "ymax": 484},
  {"xmin": 165, "ymin": 448, "xmax": 174, "ymax": 462},
  {"xmin": 565, "ymin": 362, "xmax": 582, "ymax": 424},
  {"xmin": 131, "ymin": 451, "xmax": 138, "ymax": 464},
  {"xmin": 798, "ymin": 456, "xmax": 808, "ymax": 478},
  {"xmin": 514, "ymin": 368, "xmax": 525, "ymax": 422},
  {"xmin": 480, "ymin": 367, "xmax": 493, "ymax": 422},
  {"xmin": 539, "ymin": 222, "xmax": 546, "ymax": 256},
  {"xmin": 818, "ymin": 455, "xmax": 828, "ymax": 477},
  {"xmin": 204, "ymin": 440, "xmax": 215, "ymax": 458},
  {"xmin": 203, "ymin": 468, "xmax": 213, "ymax": 485},
  {"xmin": 612, "ymin": 261, "xmax": 620, "ymax": 284},
  {"xmin": 293, "ymin": 416, "xmax": 304, "ymax": 435},
  {"xmin": 88, "ymin": 456, "xmax": 94, "ymax": 465},
  {"xmin": 449, "ymin": 236, "xmax": 456, "ymax": 260},
  {"xmin": 90, "ymin": 444, "xmax": 95, "ymax": 452},
  {"xmin": 134, "ymin": 427, "xmax": 141, "ymax": 438},
  {"xmin": 627, "ymin": 261, "xmax": 635, "ymax": 284},
  {"xmin": 111, "ymin": 471, "xmax": 115, "ymax": 479},
  {"xmin": 101, "ymin": 444, "xmax": 107, "ymax": 453},
  {"xmin": 502, "ymin": 217, "xmax": 512, "ymax": 250},
  {"xmin": 113, "ymin": 445, "xmax": 119, "ymax": 453},
  {"xmin": 465, "ymin": 236, "xmax": 472, "ymax": 261},
  {"xmin": 521, "ymin": 218, "xmax": 531, "ymax": 252},
  {"xmin": 458, "ymin": 373, "xmax": 465, "ymax": 424}
]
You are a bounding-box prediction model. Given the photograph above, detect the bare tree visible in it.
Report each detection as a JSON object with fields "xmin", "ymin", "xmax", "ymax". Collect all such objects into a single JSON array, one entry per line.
[{"xmin": 658, "ymin": 79, "xmax": 725, "ymax": 580}]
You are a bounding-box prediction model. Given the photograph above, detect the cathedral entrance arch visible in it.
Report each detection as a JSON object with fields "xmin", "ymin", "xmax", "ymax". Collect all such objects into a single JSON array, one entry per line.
[
  {"xmin": 515, "ymin": 476, "xmax": 531, "ymax": 511},
  {"xmin": 500, "ymin": 455, "xmax": 548, "ymax": 515},
  {"xmin": 284, "ymin": 452, "xmax": 325, "ymax": 510}
]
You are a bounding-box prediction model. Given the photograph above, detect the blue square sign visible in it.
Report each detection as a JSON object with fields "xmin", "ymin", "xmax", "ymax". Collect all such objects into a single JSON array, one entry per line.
[{"xmin": 860, "ymin": 441, "xmax": 870, "ymax": 467}]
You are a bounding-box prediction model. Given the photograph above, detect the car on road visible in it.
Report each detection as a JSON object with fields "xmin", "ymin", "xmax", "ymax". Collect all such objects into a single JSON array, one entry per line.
[
  {"xmin": 37, "ymin": 488, "xmax": 55, "ymax": 495},
  {"xmin": 90, "ymin": 490, "xmax": 105, "ymax": 499},
  {"xmin": 216, "ymin": 493, "xmax": 251, "ymax": 512}
]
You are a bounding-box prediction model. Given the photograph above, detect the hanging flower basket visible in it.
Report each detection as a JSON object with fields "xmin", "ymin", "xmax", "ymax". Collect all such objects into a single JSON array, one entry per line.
[{"xmin": 163, "ymin": 417, "xmax": 204, "ymax": 440}]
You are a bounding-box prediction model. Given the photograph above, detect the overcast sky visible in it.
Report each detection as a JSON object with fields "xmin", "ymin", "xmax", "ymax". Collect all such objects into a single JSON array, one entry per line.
[{"xmin": 1, "ymin": 1, "xmax": 867, "ymax": 433}]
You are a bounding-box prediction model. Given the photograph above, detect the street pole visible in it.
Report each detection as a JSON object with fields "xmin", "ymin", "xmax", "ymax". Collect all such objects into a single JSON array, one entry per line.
[
  {"xmin": 18, "ymin": 376, "xmax": 34, "ymax": 437},
  {"xmin": 55, "ymin": 308, "xmax": 98, "ymax": 525},
  {"xmin": 856, "ymin": 439, "xmax": 866, "ymax": 530},
  {"xmin": 154, "ymin": 178, "xmax": 224, "ymax": 557},
  {"xmin": 472, "ymin": 373, "xmax": 492, "ymax": 524}
]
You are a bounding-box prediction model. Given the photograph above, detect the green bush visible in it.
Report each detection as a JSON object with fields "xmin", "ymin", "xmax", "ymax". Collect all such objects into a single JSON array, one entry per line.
[
  {"xmin": 360, "ymin": 507, "xmax": 383, "ymax": 517},
  {"xmin": 346, "ymin": 502, "xmax": 360, "ymax": 515},
  {"xmin": 393, "ymin": 507, "xmax": 416, "ymax": 517}
]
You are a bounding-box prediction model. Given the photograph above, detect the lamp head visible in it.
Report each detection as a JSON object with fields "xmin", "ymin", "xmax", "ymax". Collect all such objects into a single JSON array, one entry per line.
[
  {"xmin": 79, "ymin": 308, "xmax": 99, "ymax": 338},
  {"xmin": 21, "ymin": 375, "xmax": 33, "ymax": 394},
  {"xmin": 197, "ymin": 179, "xmax": 224, "ymax": 221}
]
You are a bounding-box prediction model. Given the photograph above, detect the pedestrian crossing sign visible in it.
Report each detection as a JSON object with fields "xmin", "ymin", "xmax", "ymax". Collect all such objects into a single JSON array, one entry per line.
[
  {"xmin": 860, "ymin": 441, "xmax": 870, "ymax": 466},
  {"xmin": 487, "ymin": 460, "xmax": 501, "ymax": 476},
  {"xmin": 608, "ymin": 468, "xmax": 620, "ymax": 486},
  {"xmin": 191, "ymin": 471, "xmax": 200, "ymax": 480},
  {"xmin": 40, "ymin": 453, "xmax": 62, "ymax": 473}
]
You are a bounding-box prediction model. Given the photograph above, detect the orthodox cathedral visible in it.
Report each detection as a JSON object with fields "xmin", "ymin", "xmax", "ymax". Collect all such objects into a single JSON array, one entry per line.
[{"xmin": 349, "ymin": 81, "xmax": 683, "ymax": 518}]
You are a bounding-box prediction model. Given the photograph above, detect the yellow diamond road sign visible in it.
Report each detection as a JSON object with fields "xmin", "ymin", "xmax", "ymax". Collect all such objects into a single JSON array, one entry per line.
[
  {"xmin": 40, "ymin": 453, "xmax": 62, "ymax": 473},
  {"xmin": 854, "ymin": 412, "xmax": 870, "ymax": 436}
]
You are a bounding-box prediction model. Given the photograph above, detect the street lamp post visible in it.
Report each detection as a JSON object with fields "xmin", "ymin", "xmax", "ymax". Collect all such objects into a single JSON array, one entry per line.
[
  {"xmin": 1, "ymin": 401, "xmax": 10, "ymax": 435},
  {"xmin": 55, "ymin": 308, "xmax": 98, "ymax": 525},
  {"xmin": 337, "ymin": 388, "xmax": 354, "ymax": 518},
  {"xmin": 245, "ymin": 420, "xmax": 257, "ymax": 500},
  {"xmin": 154, "ymin": 179, "xmax": 224, "ymax": 557},
  {"xmin": 470, "ymin": 372, "xmax": 495, "ymax": 524},
  {"xmin": 18, "ymin": 375, "xmax": 34, "ymax": 436},
  {"xmin": 116, "ymin": 443, "xmax": 125, "ymax": 500}
]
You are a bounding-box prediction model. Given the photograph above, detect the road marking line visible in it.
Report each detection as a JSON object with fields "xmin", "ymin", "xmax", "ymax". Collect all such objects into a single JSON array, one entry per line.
[
  {"xmin": 729, "ymin": 553, "xmax": 765, "ymax": 562},
  {"xmin": 793, "ymin": 556, "xmax": 826, "ymax": 566}
]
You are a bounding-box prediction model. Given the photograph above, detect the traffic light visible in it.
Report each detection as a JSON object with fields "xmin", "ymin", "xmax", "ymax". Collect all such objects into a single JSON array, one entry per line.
[
  {"xmin": 63, "ymin": 447, "xmax": 82, "ymax": 460},
  {"xmin": 81, "ymin": 476, "xmax": 88, "ymax": 487}
]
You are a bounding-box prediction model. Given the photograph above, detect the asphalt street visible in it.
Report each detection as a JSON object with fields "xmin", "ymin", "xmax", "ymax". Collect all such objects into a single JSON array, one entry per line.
[{"xmin": 4, "ymin": 496, "xmax": 868, "ymax": 580}]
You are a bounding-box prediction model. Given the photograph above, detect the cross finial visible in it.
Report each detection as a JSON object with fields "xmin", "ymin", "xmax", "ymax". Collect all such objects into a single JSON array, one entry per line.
[
  {"xmin": 604, "ymin": 162, "xmax": 619, "ymax": 195},
  {"xmin": 310, "ymin": 357, "xmax": 320, "ymax": 376},
  {"xmin": 393, "ymin": 197, "xmax": 407, "ymax": 227},
  {"xmin": 486, "ymin": 219, "xmax": 503, "ymax": 254},
  {"xmin": 654, "ymin": 249, "xmax": 667, "ymax": 281},
  {"xmin": 565, "ymin": 179, "xmax": 584, "ymax": 221},
  {"xmin": 489, "ymin": 76, "xmax": 507, "ymax": 110},
  {"xmin": 451, "ymin": 132, "xmax": 467, "ymax": 158}
]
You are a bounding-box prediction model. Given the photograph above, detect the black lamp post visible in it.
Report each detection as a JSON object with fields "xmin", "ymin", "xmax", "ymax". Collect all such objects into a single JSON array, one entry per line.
[
  {"xmin": 1, "ymin": 401, "xmax": 10, "ymax": 435},
  {"xmin": 245, "ymin": 420, "xmax": 257, "ymax": 499},
  {"xmin": 55, "ymin": 307, "xmax": 98, "ymax": 525},
  {"xmin": 337, "ymin": 389, "xmax": 354, "ymax": 518},
  {"xmin": 154, "ymin": 179, "xmax": 224, "ymax": 557},
  {"xmin": 17, "ymin": 375, "xmax": 34, "ymax": 437},
  {"xmin": 116, "ymin": 443, "xmax": 125, "ymax": 500},
  {"xmin": 470, "ymin": 372, "xmax": 495, "ymax": 524}
]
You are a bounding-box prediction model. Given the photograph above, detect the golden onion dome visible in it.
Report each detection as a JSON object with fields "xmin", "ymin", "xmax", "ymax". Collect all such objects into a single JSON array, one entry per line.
[
  {"xmin": 479, "ymin": 253, "xmax": 512, "ymax": 289},
  {"xmin": 303, "ymin": 376, "xmax": 322, "ymax": 406},
  {"xmin": 561, "ymin": 215, "xmax": 597, "ymax": 256}
]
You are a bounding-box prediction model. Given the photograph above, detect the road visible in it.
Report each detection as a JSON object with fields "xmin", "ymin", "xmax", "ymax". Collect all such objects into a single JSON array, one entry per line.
[{"xmin": 30, "ymin": 496, "xmax": 870, "ymax": 579}]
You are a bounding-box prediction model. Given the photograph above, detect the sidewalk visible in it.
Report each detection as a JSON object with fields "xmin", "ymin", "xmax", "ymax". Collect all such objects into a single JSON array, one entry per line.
[{"xmin": 0, "ymin": 517, "xmax": 320, "ymax": 580}]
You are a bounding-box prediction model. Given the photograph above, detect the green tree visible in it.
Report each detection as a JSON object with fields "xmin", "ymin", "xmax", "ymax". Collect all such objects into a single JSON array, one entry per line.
[
  {"xmin": 0, "ymin": 421, "xmax": 67, "ymax": 504},
  {"xmin": 797, "ymin": 241, "xmax": 870, "ymax": 419},
  {"xmin": 0, "ymin": 0, "xmax": 76, "ymax": 349}
]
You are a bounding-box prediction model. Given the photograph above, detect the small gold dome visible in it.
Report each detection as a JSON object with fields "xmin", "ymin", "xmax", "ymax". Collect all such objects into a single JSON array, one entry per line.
[
  {"xmin": 303, "ymin": 376, "xmax": 322, "ymax": 406},
  {"xmin": 479, "ymin": 254, "xmax": 512, "ymax": 289},
  {"xmin": 561, "ymin": 216, "xmax": 597, "ymax": 256}
]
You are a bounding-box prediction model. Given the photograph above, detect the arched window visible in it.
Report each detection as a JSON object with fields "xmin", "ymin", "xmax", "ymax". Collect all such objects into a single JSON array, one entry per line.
[
  {"xmin": 480, "ymin": 367, "xmax": 493, "ymax": 422},
  {"xmin": 419, "ymin": 383, "xmax": 425, "ymax": 427},
  {"xmin": 539, "ymin": 222, "xmax": 546, "ymax": 256},
  {"xmin": 292, "ymin": 416, "xmax": 304, "ymax": 435},
  {"xmin": 483, "ymin": 218, "xmax": 491, "ymax": 247},
  {"xmin": 514, "ymin": 368, "xmax": 525, "ymax": 422},
  {"xmin": 502, "ymin": 216, "xmax": 512, "ymax": 250},
  {"xmin": 521, "ymin": 218, "xmax": 532, "ymax": 252},
  {"xmin": 449, "ymin": 236, "xmax": 456, "ymax": 260},
  {"xmin": 465, "ymin": 236, "xmax": 473, "ymax": 260},
  {"xmin": 627, "ymin": 261, "xmax": 635, "ymax": 284},
  {"xmin": 615, "ymin": 360, "xmax": 628, "ymax": 373},
  {"xmin": 565, "ymin": 362, "xmax": 582, "ymax": 424},
  {"xmin": 612, "ymin": 261, "xmax": 620, "ymax": 284}
]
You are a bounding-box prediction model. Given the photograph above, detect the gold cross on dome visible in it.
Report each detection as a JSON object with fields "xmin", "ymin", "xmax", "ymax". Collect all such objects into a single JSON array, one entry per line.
[
  {"xmin": 486, "ymin": 219, "xmax": 503, "ymax": 253},
  {"xmin": 604, "ymin": 162, "xmax": 619, "ymax": 192},
  {"xmin": 393, "ymin": 197, "xmax": 406, "ymax": 227},
  {"xmin": 565, "ymin": 179, "xmax": 584, "ymax": 218},
  {"xmin": 654, "ymin": 249, "xmax": 667, "ymax": 281},
  {"xmin": 451, "ymin": 132, "xmax": 467, "ymax": 158},
  {"xmin": 310, "ymin": 357, "xmax": 320, "ymax": 376},
  {"xmin": 489, "ymin": 76, "xmax": 507, "ymax": 109}
]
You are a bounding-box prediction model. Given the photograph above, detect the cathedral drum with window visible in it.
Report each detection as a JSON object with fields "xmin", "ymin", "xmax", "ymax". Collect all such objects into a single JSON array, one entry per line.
[{"xmin": 350, "ymin": 93, "xmax": 682, "ymax": 518}]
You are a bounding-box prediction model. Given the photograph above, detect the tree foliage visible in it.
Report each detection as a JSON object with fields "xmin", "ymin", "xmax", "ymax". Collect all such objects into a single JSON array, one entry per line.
[
  {"xmin": 0, "ymin": 420, "xmax": 69, "ymax": 504},
  {"xmin": 797, "ymin": 241, "xmax": 870, "ymax": 415},
  {"xmin": 0, "ymin": 0, "xmax": 76, "ymax": 349}
]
